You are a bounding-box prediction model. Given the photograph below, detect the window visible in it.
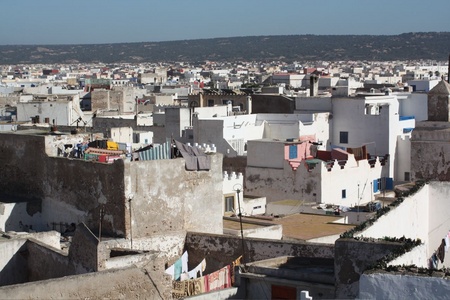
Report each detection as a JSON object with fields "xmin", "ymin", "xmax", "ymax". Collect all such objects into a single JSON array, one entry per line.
[
  {"xmin": 207, "ymin": 99, "xmax": 214, "ymax": 107},
  {"xmin": 404, "ymin": 172, "xmax": 410, "ymax": 181},
  {"xmin": 224, "ymin": 196, "xmax": 234, "ymax": 212},
  {"xmin": 339, "ymin": 131, "xmax": 348, "ymax": 144},
  {"xmin": 342, "ymin": 189, "xmax": 346, "ymax": 199},
  {"xmin": 289, "ymin": 145, "xmax": 297, "ymax": 159}
]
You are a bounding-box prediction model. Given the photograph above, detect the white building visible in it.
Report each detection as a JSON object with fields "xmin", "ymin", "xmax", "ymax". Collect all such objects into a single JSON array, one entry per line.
[
  {"xmin": 331, "ymin": 94, "xmax": 413, "ymax": 181},
  {"xmin": 16, "ymin": 94, "xmax": 85, "ymax": 126},
  {"xmin": 193, "ymin": 112, "xmax": 330, "ymax": 157},
  {"xmin": 245, "ymin": 138, "xmax": 388, "ymax": 206},
  {"xmin": 222, "ymin": 170, "xmax": 266, "ymax": 216}
]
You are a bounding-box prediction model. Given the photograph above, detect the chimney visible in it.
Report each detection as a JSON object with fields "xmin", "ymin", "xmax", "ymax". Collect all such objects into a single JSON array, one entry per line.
[{"xmin": 310, "ymin": 75, "xmax": 319, "ymax": 97}]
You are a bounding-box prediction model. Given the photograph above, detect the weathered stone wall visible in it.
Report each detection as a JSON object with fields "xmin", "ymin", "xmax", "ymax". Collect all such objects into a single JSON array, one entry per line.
[
  {"xmin": 185, "ymin": 232, "xmax": 334, "ymax": 274},
  {"xmin": 98, "ymin": 231, "xmax": 186, "ymax": 270},
  {"xmin": 0, "ymin": 231, "xmax": 61, "ymax": 287},
  {"xmin": 125, "ymin": 154, "xmax": 223, "ymax": 238},
  {"xmin": 27, "ymin": 224, "xmax": 101, "ymax": 282},
  {"xmin": 0, "ymin": 264, "xmax": 172, "ymax": 300},
  {"xmin": 43, "ymin": 157, "xmax": 126, "ymax": 237},
  {"xmin": 334, "ymin": 238, "xmax": 405, "ymax": 299},
  {"xmin": 0, "ymin": 133, "xmax": 47, "ymax": 201},
  {"xmin": 411, "ymin": 121, "xmax": 450, "ymax": 181},
  {"xmin": 245, "ymin": 160, "xmax": 322, "ymax": 203},
  {"xmin": 68, "ymin": 223, "xmax": 100, "ymax": 272},
  {"xmin": 223, "ymin": 155, "xmax": 247, "ymax": 176},
  {"xmin": 26, "ymin": 239, "xmax": 74, "ymax": 282},
  {"xmin": 0, "ymin": 132, "xmax": 126, "ymax": 237}
]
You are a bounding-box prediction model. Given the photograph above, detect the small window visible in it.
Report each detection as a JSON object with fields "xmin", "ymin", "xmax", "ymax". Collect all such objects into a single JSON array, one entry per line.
[
  {"xmin": 404, "ymin": 172, "xmax": 410, "ymax": 181},
  {"xmin": 207, "ymin": 99, "xmax": 214, "ymax": 107},
  {"xmin": 224, "ymin": 196, "xmax": 234, "ymax": 212},
  {"xmin": 340, "ymin": 131, "xmax": 348, "ymax": 144},
  {"xmin": 289, "ymin": 145, "xmax": 297, "ymax": 159},
  {"xmin": 342, "ymin": 189, "xmax": 346, "ymax": 199}
]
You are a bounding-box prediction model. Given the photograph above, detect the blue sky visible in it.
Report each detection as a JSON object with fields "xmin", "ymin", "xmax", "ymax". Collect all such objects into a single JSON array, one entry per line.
[{"xmin": 1, "ymin": 0, "xmax": 450, "ymax": 45}]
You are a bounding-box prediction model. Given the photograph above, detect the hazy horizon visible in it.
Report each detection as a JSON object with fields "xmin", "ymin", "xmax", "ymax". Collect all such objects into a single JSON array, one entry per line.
[{"xmin": 1, "ymin": 0, "xmax": 449, "ymax": 45}]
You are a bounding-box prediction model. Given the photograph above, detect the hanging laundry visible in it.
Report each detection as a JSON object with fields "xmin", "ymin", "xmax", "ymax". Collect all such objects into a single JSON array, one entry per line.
[
  {"xmin": 172, "ymin": 280, "xmax": 190, "ymax": 299},
  {"xmin": 180, "ymin": 272, "xmax": 189, "ymax": 281},
  {"xmin": 205, "ymin": 265, "xmax": 231, "ymax": 292},
  {"xmin": 230, "ymin": 255, "xmax": 243, "ymax": 286},
  {"xmin": 188, "ymin": 276, "xmax": 207, "ymax": 296},
  {"xmin": 175, "ymin": 140, "xmax": 211, "ymax": 171},
  {"xmin": 165, "ymin": 264, "xmax": 175, "ymax": 279},
  {"xmin": 165, "ymin": 251, "xmax": 189, "ymax": 281},
  {"xmin": 431, "ymin": 253, "xmax": 439, "ymax": 269},
  {"xmin": 187, "ymin": 258, "xmax": 206, "ymax": 280}
]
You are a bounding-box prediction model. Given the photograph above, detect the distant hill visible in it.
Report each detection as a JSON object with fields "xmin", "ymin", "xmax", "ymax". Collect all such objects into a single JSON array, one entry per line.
[{"xmin": 1, "ymin": 32, "xmax": 450, "ymax": 65}]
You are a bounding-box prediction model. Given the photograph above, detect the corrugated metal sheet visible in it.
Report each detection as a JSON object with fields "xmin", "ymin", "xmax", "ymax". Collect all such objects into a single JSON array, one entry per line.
[{"xmin": 138, "ymin": 140, "xmax": 171, "ymax": 161}]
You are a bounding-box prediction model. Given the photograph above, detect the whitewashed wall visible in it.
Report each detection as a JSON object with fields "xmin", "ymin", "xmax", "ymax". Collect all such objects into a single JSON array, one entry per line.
[
  {"xmin": 395, "ymin": 135, "xmax": 411, "ymax": 181},
  {"xmin": 332, "ymin": 96, "xmax": 400, "ymax": 179},
  {"xmin": 359, "ymin": 272, "xmax": 450, "ymax": 299},
  {"xmin": 357, "ymin": 182, "xmax": 450, "ymax": 269},
  {"xmin": 246, "ymin": 153, "xmax": 387, "ymax": 206}
]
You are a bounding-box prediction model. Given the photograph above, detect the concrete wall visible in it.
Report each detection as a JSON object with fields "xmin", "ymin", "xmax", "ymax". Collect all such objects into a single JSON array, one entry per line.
[
  {"xmin": 251, "ymin": 94, "xmax": 295, "ymax": 114},
  {"xmin": 98, "ymin": 231, "xmax": 186, "ymax": 270},
  {"xmin": 334, "ymin": 238, "xmax": 405, "ymax": 299},
  {"xmin": 16, "ymin": 101, "xmax": 73, "ymax": 125},
  {"xmin": 359, "ymin": 272, "xmax": 450, "ymax": 300},
  {"xmin": 246, "ymin": 154, "xmax": 386, "ymax": 205},
  {"xmin": 247, "ymin": 140, "xmax": 285, "ymax": 169},
  {"xmin": 185, "ymin": 232, "xmax": 334, "ymax": 274},
  {"xmin": 0, "ymin": 231, "xmax": 61, "ymax": 287},
  {"xmin": 295, "ymin": 96, "xmax": 332, "ymax": 112},
  {"xmin": 93, "ymin": 117, "xmax": 153, "ymax": 138},
  {"xmin": 0, "ymin": 265, "xmax": 171, "ymax": 300},
  {"xmin": 0, "ymin": 201, "xmax": 43, "ymax": 232},
  {"xmin": 165, "ymin": 106, "xmax": 191, "ymax": 141},
  {"xmin": 0, "ymin": 239, "xmax": 28, "ymax": 286},
  {"xmin": 396, "ymin": 135, "xmax": 411, "ymax": 181},
  {"xmin": 125, "ymin": 153, "xmax": 224, "ymax": 238},
  {"xmin": 110, "ymin": 126, "xmax": 133, "ymax": 143},
  {"xmin": 0, "ymin": 132, "xmax": 223, "ymax": 240},
  {"xmin": 411, "ymin": 121, "xmax": 450, "ymax": 181},
  {"xmin": 26, "ymin": 239, "xmax": 74, "ymax": 282}
]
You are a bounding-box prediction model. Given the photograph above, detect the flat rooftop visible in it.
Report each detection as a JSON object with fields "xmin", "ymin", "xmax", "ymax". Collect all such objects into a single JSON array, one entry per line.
[
  {"xmin": 269, "ymin": 213, "xmax": 355, "ymax": 241},
  {"xmin": 223, "ymin": 218, "xmax": 272, "ymax": 231}
]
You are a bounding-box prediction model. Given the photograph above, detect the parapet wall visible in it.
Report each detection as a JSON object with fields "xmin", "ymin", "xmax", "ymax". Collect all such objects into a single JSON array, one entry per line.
[
  {"xmin": 0, "ymin": 265, "xmax": 171, "ymax": 300},
  {"xmin": 334, "ymin": 238, "xmax": 405, "ymax": 299},
  {"xmin": 185, "ymin": 231, "xmax": 334, "ymax": 274}
]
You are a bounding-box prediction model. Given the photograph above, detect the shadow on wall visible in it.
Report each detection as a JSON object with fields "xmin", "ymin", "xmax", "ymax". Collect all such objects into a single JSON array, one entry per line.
[
  {"xmin": 1, "ymin": 199, "xmax": 44, "ymax": 233},
  {"xmin": 0, "ymin": 239, "xmax": 28, "ymax": 287}
]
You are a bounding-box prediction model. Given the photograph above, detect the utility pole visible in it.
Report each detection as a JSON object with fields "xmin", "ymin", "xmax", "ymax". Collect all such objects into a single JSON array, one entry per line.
[{"xmin": 234, "ymin": 184, "xmax": 246, "ymax": 265}]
